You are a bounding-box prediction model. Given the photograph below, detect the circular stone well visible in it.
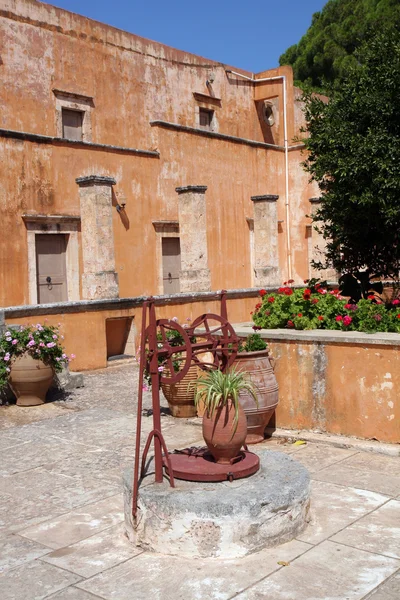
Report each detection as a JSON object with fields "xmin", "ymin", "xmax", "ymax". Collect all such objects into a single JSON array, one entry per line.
[{"xmin": 123, "ymin": 450, "xmax": 311, "ymax": 559}]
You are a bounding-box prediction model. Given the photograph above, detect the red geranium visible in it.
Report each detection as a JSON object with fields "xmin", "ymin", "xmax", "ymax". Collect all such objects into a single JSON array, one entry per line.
[
  {"xmin": 298, "ymin": 313, "xmax": 303, "ymax": 318},
  {"xmin": 267, "ymin": 296, "xmax": 275, "ymax": 303},
  {"xmin": 259, "ymin": 289, "xmax": 267, "ymax": 297},
  {"xmin": 287, "ymin": 320, "xmax": 294, "ymax": 328},
  {"xmin": 318, "ymin": 316, "xmax": 324, "ymax": 321},
  {"xmin": 255, "ymin": 303, "xmax": 261, "ymax": 310},
  {"xmin": 335, "ymin": 315, "xmax": 343, "ymax": 322},
  {"xmin": 343, "ymin": 316, "xmax": 352, "ymax": 326},
  {"xmin": 311, "ymin": 298, "xmax": 319, "ymax": 304}
]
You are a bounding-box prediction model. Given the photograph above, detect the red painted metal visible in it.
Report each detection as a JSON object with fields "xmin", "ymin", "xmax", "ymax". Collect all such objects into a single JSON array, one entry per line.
[
  {"xmin": 132, "ymin": 292, "xmax": 251, "ymax": 521},
  {"xmin": 163, "ymin": 447, "xmax": 260, "ymax": 482}
]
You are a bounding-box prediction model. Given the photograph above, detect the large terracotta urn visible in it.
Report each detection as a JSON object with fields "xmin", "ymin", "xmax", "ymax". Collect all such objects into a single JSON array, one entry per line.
[
  {"xmin": 161, "ymin": 362, "xmax": 199, "ymax": 418},
  {"xmin": 9, "ymin": 354, "xmax": 54, "ymax": 406},
  {"xmin": 235, "ymin": 349, "xmax": 279, "ymax": 444},
  {"xmin": 202, "ymin": 400, "xmax": 247, "ymax": 464}
]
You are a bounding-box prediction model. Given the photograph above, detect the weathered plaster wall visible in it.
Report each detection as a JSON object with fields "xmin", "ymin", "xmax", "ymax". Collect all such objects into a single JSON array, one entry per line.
[
  {"xmin": 0, "ymin": 0, "xmax": 317, "ymax": 309},
  {"xmin": 233, "ymin": 327, "xmax": 400, "ymax": 444}
]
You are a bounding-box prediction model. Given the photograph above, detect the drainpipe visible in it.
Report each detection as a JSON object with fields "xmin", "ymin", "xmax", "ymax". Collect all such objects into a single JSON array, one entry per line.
[{"xmin": 226, "ymin": 70, "xmax": 292, "ymax": 281}]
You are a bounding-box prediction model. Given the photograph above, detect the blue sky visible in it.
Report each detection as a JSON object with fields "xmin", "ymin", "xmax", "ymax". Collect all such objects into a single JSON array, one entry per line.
[{"xmin": 45, "ymin": 0, "xmax": 327, "ymax": 73}]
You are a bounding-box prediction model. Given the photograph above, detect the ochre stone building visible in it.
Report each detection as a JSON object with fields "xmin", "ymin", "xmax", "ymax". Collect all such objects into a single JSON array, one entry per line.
[{"xmin": 1, "ymin": 0, "xmax": 330, "ymax": 367}]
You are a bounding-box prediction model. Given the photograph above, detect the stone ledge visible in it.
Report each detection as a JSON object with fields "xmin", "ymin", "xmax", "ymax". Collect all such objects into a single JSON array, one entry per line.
[
  {"xmin": 234, "ymin": 323, "xmax": 400, "ymax": 347},
  {"xmin": 150, "ymin": 120, "xmax": 285, "ymax": 151},
  {"xmin": 0, "ymin": 128, "xmax": 160, "ymax": 158},
  {"xmin": 76, "ymin": 175, "xmax": 116, "ymax": 186},
  {"xmin": 3, "ymin": 288, "xmax": 263, "ymax": 318}
]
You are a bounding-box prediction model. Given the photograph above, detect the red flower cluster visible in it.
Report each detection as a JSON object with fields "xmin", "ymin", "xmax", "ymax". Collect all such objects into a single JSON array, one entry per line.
[
  {"xmin": 267, "ymin": 296, "xmax": 275, "ymax": 303},
  {"xmin": 255, "ymin": 303, "xmax": 262, "ymax": 310},
  {"xmin": 287, "ymin": 320, "xmax": 294, "ymax": 328},
  {"xmin": 303, "ymin": 288, "xmax": 311, "ymax": 300},
  {"xmin": 259, "ymin": 289, "xmax": 267, "ymax": 297},
  {"xmin": 311, "ymin": 298, "xmax": 319, "ymax": 304},
  {"xmin": 335, "ymin": 315, "xmax": 343, "ymax": 322},
  {"xmin": 343, "ymin": 316, "xmax": 352, "ymax": 326},
  {"xmin": 318, "ymin": 316, "xmax": 324, "ymax": 321},
  {"xmin": 298, "ymin": 313, "xmax": 303, "ymax": 318},
  {"xmin": 264, "ymin": 310, "xmax": 271, "ymax": 316},
  {"xmin": 278, "ymin": 287, "xmax": 293, "ymax": 296}
]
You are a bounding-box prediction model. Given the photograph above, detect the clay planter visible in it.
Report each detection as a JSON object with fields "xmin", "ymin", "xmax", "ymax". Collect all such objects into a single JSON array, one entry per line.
[
  {"xmin": 235, "ymin": 349, "xmax": 279, "ymax": 444},
  {"xmin": 161, "ymin": 363, "xmax": 199, "ymax": 418},
  {"xmin": 202, "ymin": 400, "xmax": 247, "ymax": 464},
  {"xmin": 9, "ymin": 354, "xmax": 54, "ymax": 406}
]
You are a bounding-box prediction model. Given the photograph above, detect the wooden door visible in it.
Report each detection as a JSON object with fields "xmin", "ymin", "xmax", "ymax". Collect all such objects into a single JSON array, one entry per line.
[
  {"xmin": 162, "ymin": 237, "xmax": 181, "ymax": 294},
  {"xmin": 36, "ymin": 234, "xmax": 68, "ymax": 303}
]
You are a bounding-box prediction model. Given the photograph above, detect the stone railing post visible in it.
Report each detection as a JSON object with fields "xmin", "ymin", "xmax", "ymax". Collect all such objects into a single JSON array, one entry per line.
[
  {"xmin": 76, "ymin": 175, "xmax": 119, "ymax": 300},
  {"xmin": 251, "ymin": 195, "xmax": 279, "ymax": 287},
  {"xmin": 308, "ymin": 198, "xmax": 337, "ymax": 280},
  {"xmin": 176, "ymin": 185, "xmax": 211, "ymax": 292}
]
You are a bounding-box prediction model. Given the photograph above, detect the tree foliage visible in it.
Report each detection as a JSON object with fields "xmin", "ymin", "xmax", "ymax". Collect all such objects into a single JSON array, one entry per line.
[
  {"xmin": 301, "ymin": 27, "xmax": 400, "ymax": 279},
  {"xmin": 279, "ymin": 0, "xmax": 400, "ymax": 91}
]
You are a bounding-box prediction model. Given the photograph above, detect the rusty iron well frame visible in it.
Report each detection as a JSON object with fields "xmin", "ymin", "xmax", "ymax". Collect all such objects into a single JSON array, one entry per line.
[{"xmin": 132, "ymin": 291, "xmax": 260, "ymax": 519}]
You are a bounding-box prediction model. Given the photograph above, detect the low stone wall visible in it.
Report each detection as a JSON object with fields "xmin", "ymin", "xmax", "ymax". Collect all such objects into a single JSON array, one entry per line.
[
  {"xmin": 3, "ymin": 289, "xmax": 260, "ymax": 371},
  {"xmin": 235, "ymin": 325, "xmax": 400, "ymax": 444}
]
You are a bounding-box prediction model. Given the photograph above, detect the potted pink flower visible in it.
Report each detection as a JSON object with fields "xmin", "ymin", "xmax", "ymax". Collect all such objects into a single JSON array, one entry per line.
[{"xmin": 0, "ymin": 324, "xmax": 74, "ymax": 406}]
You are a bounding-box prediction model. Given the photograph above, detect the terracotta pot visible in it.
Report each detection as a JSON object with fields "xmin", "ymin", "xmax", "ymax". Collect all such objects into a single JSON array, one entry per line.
[
  {"xmin": 235, "ymin": 349, "xmax": 279, "ymax": 444},
  {"xmin": 202, "ymin": 399, "xmax": 247, "ymax": 464},
  {"xmin": 161, "ymin": 363, "xmax": 199, "ymax": 418},
  {"xmin": 9, "ymin": 354, "xmax": 54, "ymax": 406}
]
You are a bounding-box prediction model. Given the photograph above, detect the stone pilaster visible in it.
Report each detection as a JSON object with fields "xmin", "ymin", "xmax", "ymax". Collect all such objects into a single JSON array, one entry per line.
[
  {"xmin": 176, "ymin": 185, "xmax": 211, "ymax": 292},
  {"xmin": 76, "ymin": 175, "xmax": 119, "ymax": 300},
  {"xmin": 309, "ymin": 198, "xmax": 337, "ymax": 280},
  {"xmin": 251, "ymin": 195, "xmax": 279, "ymax": 287}
]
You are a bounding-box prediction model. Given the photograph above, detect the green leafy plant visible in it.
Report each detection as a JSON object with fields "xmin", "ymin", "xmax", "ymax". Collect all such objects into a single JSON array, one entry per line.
[
  {"xmin": 194, "ymin": 367, "xmax": 258, "ymax": 434},
  {"xmin": 238, "ymin": 333, "xmax": 268, "ymax": 353},
  {"xmin": 0, "ymin": 324, "xmax": 73, "ymax": 389}
]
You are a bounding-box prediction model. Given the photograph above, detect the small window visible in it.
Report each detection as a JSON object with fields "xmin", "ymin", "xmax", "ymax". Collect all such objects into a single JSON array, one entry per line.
[
  {"xmin": 199, "ymin": 108, "xmax": 214, "ymax": 130},
  {"xmin": 62, "ymin": 109, "xmax": 83, "ymax": 141}
]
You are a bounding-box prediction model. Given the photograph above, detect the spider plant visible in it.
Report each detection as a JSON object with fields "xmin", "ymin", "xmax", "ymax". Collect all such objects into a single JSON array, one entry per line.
[{"xmin": 194, "ymin": 367, "xmax": 258, "ymax": 433}]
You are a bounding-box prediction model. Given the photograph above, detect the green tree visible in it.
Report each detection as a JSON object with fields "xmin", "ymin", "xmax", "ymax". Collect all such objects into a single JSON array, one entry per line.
[
  {"xmin": 301, "ymin": 27, "xmax": 400, "ymax": 280},
  {"xmin": 280, "ymin": 0, "xmax": 400, "ymax": 91}
]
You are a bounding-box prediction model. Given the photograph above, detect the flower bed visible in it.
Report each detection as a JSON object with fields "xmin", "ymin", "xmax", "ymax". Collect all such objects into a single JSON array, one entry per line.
[{"xmin": 252, "ymin": 280, "xmax": 400, "ymax": 334}]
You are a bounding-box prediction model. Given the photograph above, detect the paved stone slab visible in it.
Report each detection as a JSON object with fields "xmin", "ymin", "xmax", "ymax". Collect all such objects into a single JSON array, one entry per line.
[
  {"xmin": 285, "ymin": 444, "xmax": 358, "ymax": 472},
  {"xmin": 0, "ymin": 559, "xmax": 82, "ymax": 599},
  {"xmin": 0, "ymin": 534, "xmax": 50, "ymax": 573},
  {"xmin": 42, "ymin": 523, "xmax": 142, "ymax": 578},
  {"xmin": 332, "ymin": 500, "xmax": 400, "ymax": 559},
  {"xmin": 0, "ymin": 438, "xmax": 104, "ymax": 477},
  {"xmin": 365, "ymin": 572, "xmax": 400, "ymax": 599},
  {"xmin": 234, "ymin": 541, "xmax": 400, "ymax": 600},
  {"xmin": 0, "ymin": 403, "xmax": 80, "ymax": 431},
  {"xmin": 0, "ymin": 466, "xmax": 120, "ymax": 515},
  {"xmin": 47, "ymin": 588, "xmax": 104, "ymax": 599},
  {"xmin": 312, "ymin": 462, "xmax": 400, "ymax": 497},
  {"xmin": 340, "ymin": 452, "xmax": 400, "ymax": 477},
  {"xmin": 0, "ymin": 494, "xmax": 67, "ymax": 535},
  {"xmin": 19, "ymin": 494, "xmax": 124, "ymax": 549},
  {"xmin": 297, "ymin": 481, "xmax": 389, "ymax": 545},
  {"xmin": 77, "ymin": 539, "xmax": 311, "ymax": 600}
]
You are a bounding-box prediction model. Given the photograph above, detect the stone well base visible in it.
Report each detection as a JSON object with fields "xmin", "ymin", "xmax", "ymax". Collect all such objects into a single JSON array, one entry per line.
[{"xmin": 123, "ymin": 450, "xmax": 311, "ymax": 559}]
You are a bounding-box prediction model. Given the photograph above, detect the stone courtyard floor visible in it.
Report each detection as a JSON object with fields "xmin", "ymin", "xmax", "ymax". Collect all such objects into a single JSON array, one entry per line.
[{"xmin": 0, "ymin": 363, "xmax": 399, "ymax": 599}]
